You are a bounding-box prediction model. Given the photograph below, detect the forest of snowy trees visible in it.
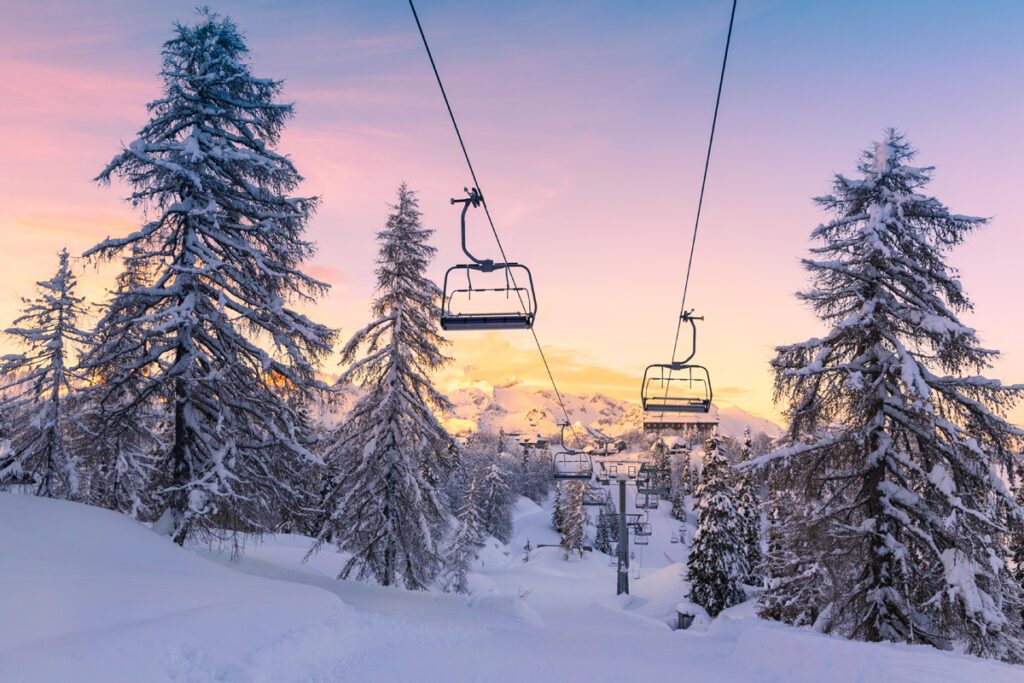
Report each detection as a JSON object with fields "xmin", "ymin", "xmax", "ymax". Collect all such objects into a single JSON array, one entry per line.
[{"xmin": 3, "ymin": 9, "xmax": 1024, "ymax": 668}]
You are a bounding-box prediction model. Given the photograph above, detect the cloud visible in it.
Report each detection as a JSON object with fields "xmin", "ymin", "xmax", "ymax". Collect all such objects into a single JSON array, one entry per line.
[{"xmin": 439, "ymin": 333, "xmax": 640, "ymax": 400}]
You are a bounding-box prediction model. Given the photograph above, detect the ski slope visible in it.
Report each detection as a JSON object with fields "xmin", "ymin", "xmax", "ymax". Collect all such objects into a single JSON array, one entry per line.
[{"xmin": 3, "ymin": 490, "xmax": 1023, "ymax": 682}]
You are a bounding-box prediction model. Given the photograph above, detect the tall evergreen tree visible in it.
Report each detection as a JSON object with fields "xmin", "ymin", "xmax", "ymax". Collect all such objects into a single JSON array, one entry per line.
[
  {"xmin": 85, "ymin": 11, "xmax": 334, "ymax": 543},
  {"xmin": 687, "ymin": 434, "xmax": 747, "ymax": 617},
  {"xmin": 477, "ymin": 460, "xmax": 514, "ymax": 544},
  {"xmin": 1007, "ymin": 463, "xmax": 1024, "ymax": 591},
  {"xmin": 0, "ymin": 250, "xmax": 88, "ymax": 498},
  {"xmin": 765, "ymin": 130, "xmax": 1024, "ymax": 661},
  {"xmin": 551, "ymin": 482, "xmax": 565, "ymax": 533},
  {"xmin": 737, "ymin": 429, "xmax": 763, "ymax": 584},
  {"xmin": 559, "ymin": 480, "xmax": 587, "ymax": 560},
  {"xmin": 312, "ymin": 184, "xmax": 454, "ymax": 590},
  {"xmin": 442, "ymin": 470, "xmax": 486, "ymax": 594},
  {"xmin": 594, "ymin": 498, "xmax": 618, "ymax": 556}
]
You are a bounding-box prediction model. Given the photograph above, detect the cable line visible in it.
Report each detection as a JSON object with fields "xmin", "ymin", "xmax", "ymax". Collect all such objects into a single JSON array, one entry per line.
[
  {"xmin": 408, "ymin": 0, "xmax": 581, "ymax": 445},
  {"xmin": 668, "ymin": 0, "xmax": 737, "ymax": 366}
]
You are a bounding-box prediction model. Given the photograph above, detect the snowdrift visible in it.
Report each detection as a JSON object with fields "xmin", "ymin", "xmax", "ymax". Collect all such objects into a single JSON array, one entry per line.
[{"xmin": 4, "ymin": 492, "xmax": 1024, "ymax": 682}]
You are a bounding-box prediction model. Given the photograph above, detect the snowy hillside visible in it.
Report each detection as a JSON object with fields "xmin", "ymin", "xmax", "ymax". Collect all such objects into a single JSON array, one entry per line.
[
  {"xmin": 4, "ymin": 491, "xmax": 1023, "ymax": 682},
  {"xmin": 440, "ymin": 381, "xmax": 782, "ymax": 440}
]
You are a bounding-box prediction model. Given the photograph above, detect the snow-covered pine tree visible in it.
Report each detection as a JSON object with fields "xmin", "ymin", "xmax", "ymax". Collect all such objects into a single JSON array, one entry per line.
[
  {"xmin": 443, "ymin": 470, "xmax": 486, "ymax": 594},
  {"xmin": 559, "ymin": 480, "xmax": 587, "ymax": 560},
  {"xmin": 670, "ymin": 447, "xmax": 690, "ymax": 522},
  {"xmin": 312, "ymin": 183, "xmax": 453, "ymax": 590},
  {"xmin": 651, "ymin": 438, "xmax": 671, "ymax": 497},
  {"xmin": 520, "ymin": 445, "xmax": 554, "ymax": 505},
  {"xmin": 687, "ymin": 434, "xmax": 747, "ymax": 617},
  {"xmin": 594, "ymin": 498, "xmax": 618, "ymax": 556},
  {"xmin": 0, "ymin": 250, "xmax": 89, "ymax": 498},
  {"xmin": 477, "ymin": 460, "xmax": 514, "ymax": 544},
  {"xmin": 1011, "ymin": 465, "xmax": 1024, "ymax": 589},
  {"xmin": 86, "ymin": 10, "xmax": 334, "ymax": 544},
  {"xmin": 74, "ymin": 248, "xmax": 165, "ymax": 518},
  {"xmin": 765, "ymin": 130, "xmax": 1024, "ymax": 661},
  {"xmin": 551, "ymin": 482, "xmax": 564, "ymax": 532},
  {"xmin": 737, "ymin": 429, "xmax": 763, "ymax": 584}
]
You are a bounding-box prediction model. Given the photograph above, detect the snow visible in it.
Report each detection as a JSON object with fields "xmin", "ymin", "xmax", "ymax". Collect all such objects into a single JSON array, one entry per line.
[{"xmin": 5, "ymin": 491, "xmax": 1024, "ymax": 682}]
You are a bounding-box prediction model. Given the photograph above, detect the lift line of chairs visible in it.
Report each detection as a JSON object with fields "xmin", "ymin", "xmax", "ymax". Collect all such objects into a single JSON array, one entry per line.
[{"xmin": 438, "ymin": 190, "xmax": 714, "ymax": 418}]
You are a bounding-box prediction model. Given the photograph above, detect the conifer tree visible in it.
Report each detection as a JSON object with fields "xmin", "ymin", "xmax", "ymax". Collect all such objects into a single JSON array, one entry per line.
[
  {"xmin": 477, "ymin": 460, "xmax": 514, "ymax": 544},
  {"xmin": 1009, "ymin": 465, "xmax": 1024, "ymax": 590},
  {"xmin": 551, "ymin": 482, "xmax": 564, "ymax": 533},
  {"xmin": 671, "ymin": 446, "xmax": 691, "ymax": 521},
  {"xmin": 0, "ymin": 250, "xmax": 88, "ymax": 498},
  {"xmin": 559, "ymin": 480, "xmax": 587, "ymax": 559},
  {"xmin": 443, "ymin": 471, "xmax": 486, "ymax": 594},
  {"xmin": 737, "ymin": 429, "xmax": 763, "ymax": 584},
  {"xmin": 594, "ymin": 498, "xmax": 618, "ymax": 556},
  {"xmin": 687, "ymin": 434, "xmax": 747, "ymax": 617},
  {"xmin": 312, "ymin": 184, "xmax": 453, "ymax": 590},
  {"xmin": 764, "ymin": 130, "xmax": 1024, "ymax": 661},
  {"xmin": 85, "ymin": 10, "xmax": 334, "ymax": 543}
]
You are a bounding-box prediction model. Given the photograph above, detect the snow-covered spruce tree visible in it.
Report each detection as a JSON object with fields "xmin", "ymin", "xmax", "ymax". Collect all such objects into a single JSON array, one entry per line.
[
  {"xmin": 737, "ymin": 429, "xmax": 763, "ymax": 584},
  {"xmin": 1011, "ymin": 465, "xmax": 1024, "ymax": 589},
  {"xmin": 765, "ymin": 130, "xmax": 1024, "ymax": 661},
  {"xmin": 594, "ymin": 498, "xmax": 618, "ymax": 556},
  {"xmin": 670, "ymin": 446, "xmax": 691, "ymax": 521},
  {"xmin": 312, "ymin": 184, "xmax": 454, "ymax": 590},
  {"xmin": 443, "ymin": 470, "xmax": 486, "ymax": 594},
  {"xmin": 74, "ymin": 248, "xmax": 166, "ymax": 518},
  {"xmin": 0, "ymin": 250, "xmax": 88, "ymax": 498},
  {"xmin": 86, "ymin": 10, "xmax": 334, "ymax": 544},
  {"xmin": 687, "ymin": 434, "xmax": 747, "ymax": 617},
  {"xmin": 560, "ymin": 480, "xmax": 587, "ymax": 559},
  {"xmin": 477, "ymin": 460, "xmax": 514, "ymax": 544},
  {"xmin": 551, "ymin": 482, "xmax": 564, "ymax": 532}
]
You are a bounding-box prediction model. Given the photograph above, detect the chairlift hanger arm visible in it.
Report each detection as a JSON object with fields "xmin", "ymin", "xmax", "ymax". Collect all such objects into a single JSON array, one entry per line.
[{"xmin": 451, "ymin": 187, "xmax": 495, "ymax": 269}]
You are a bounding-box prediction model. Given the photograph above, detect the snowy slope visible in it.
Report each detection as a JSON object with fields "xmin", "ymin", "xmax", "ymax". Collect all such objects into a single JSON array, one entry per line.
[{"xmin": 4, "ymin": 491, "xmax": 1024, "ymax": 682}]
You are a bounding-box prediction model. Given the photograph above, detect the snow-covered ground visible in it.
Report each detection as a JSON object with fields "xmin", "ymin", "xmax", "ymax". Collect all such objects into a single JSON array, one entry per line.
[{"xmin": 3, "ymin": 489, "xmax": 1022, "ymax": 682}]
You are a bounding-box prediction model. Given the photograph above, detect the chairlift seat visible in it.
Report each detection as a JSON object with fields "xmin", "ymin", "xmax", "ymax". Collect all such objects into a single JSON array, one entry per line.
[
  {"xmin": 440, "ymin": 312, "xmax": 533, "ymax": 331},
  {"xmin": 553, "ymin": 450, "xmax": 592, "ymax": 480}
]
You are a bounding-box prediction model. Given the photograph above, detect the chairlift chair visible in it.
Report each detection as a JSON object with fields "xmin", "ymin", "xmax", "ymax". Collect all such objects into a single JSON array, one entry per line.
[
  {"xmin": 636, "ymin": 493, "xmax": 660, "ymax": 510},
  {"xmin": 440, "ymin": 188, "xmax": 537, "ymax": 331},
  {"xmin": 583, "ymin": 487, "xmax": 610, "ymax": 507},
  {"xmin": 552, "ymin": 422, "xmax": 593, "ymax": 480},
  {"xmin": 634, "ymin": 534, "xmax": 649, "ymax": 546},
  {"xmin": 641, "ymin": 312, "xmax": 713, "ymax": 414}
]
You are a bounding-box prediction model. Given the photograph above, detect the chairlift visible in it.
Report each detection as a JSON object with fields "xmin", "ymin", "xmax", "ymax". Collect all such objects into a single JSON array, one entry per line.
[
  {"xmin": 670, "ymin": 532, "xmax": 680, "ymax": 544},
  {"xmin": 641, "ymin": 312, "xmax": 713, "ymax": 414},
  {"xmin": 634, "ymin": 522, "xmax": 652, "ymax": 537},
  {"xmin": 440, "ymin": 188, "xmax": 537, "ymax": 331},
  {"xmin": 583, "ymin": 487, "xmax": 611, "ymax": 507},
  {"xmin": 635, "ymin": 493, "xmax": 659, "ymax": 510},
  {"xmin": 552, "ymin": 422, "xmax": 592, "ymax": 480},
  {"xmin": 634, "ymin": 534, "xmax": 649, "ymax": 546}
]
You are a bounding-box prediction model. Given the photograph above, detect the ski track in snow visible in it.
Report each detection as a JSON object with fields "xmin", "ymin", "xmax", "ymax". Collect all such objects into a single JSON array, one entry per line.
[{"xmin": 3, "ymin": 479, "xmax": 1023, "ymax": 682}]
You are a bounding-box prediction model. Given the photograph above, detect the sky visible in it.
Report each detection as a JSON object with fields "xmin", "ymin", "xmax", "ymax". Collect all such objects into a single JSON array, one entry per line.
[{"xmin": 1, "ymin": 0, "xmax": 1022, "ymax": 424}]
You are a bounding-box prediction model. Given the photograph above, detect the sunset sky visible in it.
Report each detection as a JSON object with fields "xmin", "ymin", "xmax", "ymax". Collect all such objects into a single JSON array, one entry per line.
[{"xmin": 1, "ymin": 1, "xmax": 1022, "ymax": 424}]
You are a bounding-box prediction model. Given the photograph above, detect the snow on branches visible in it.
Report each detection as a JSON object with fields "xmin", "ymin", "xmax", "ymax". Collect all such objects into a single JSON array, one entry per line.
[
  {"xmin": 312, "ymin": 184, "xmax": 453, "ymax": 590},
  {"xmin": 763, "ymin": 129, "xmax": 1024, "ymax": 662},
  {"xmin": 85, "ymin": 9, "xmax": 335, "ymax": 544},
  {"xmin": 0, "ymin": 250, "xmax": 88, "ymax": 498}
]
